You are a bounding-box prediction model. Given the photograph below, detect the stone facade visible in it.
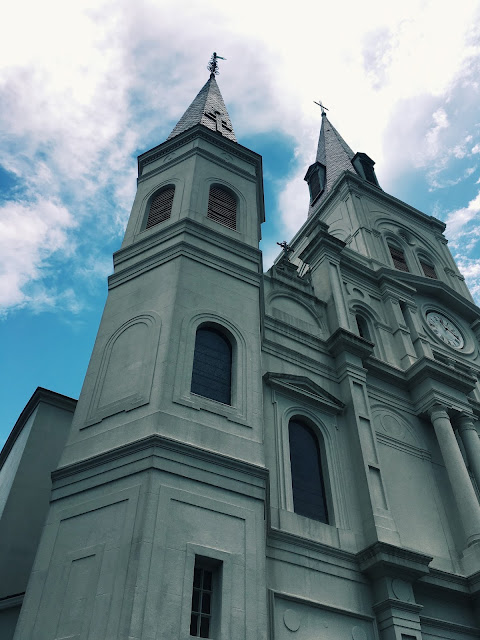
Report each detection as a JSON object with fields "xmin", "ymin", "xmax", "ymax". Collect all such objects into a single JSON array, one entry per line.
[{"xmin": 2, "ymin": 75, "xmax": 480, "ymax": 639}]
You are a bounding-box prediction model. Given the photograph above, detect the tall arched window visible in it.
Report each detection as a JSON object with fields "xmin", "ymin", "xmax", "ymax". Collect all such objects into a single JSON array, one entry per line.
[
  {"xmin": 191, "ymin": 327, "xmax": 232, "ymax": 405},
  {"xmin": 145, "ymin": 185, "xmax": 175, "ymax": 229},
  {"xmin": 207, "ymin": 186, "xmax": 237, "ymax": 230},
  {"xmin": 289, "ymin": 419, "xmax": 329, "ymax": 523},
  {"xmin": 419, "ymin": 258, "xmax": 438, "ymax": 279},
  {"xmin": 356, "ymin": 315, "xmax": 371, "ymax": 341},
  {"xmin": 388, "ymin": 244, "xmax": 409, "ymax": 272}
]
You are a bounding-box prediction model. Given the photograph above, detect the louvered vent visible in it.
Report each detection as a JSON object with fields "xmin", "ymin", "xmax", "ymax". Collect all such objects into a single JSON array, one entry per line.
[
  {"xmin": 420, "ymin": 261, "xmax": 438, "ymax": 279},
  {"xmin": 389, "ymin": 246, "xmax": 409, "ymax": 272},
  {"xmin": 145, "ymin": 186, "xmax": 175, "ymax": 229},
  {"xmin": 309, "ymin": 171, "xmax": 321, "ymax": 202},
  {"xmin": 207, "ymin": 186, "xmax": 236, "ymax": 230}
]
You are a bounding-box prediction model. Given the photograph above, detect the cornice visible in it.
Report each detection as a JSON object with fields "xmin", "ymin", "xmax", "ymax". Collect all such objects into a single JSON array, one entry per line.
[
  {"xmin": 376, "ymin": 268, "xmax": 480, "ymax": 321},
  {"xmin": 263, "ymin": 372, "xmax": 344, "ymax": 414},
  {"xmin": 372, "ymin": 598, "xmax": 423, "ymax": 615},
  {"xmin": 138, "ymin": 124, "xmax": 263, "ymax": 176},
  {"xmin": 0, "ymin": 387, "xmax": 77, "ymax": 472},
  {"xmin": 327, "ymin": 328, "xmax": 375, "ymax": 359},
  {"xmin": 357, "ymin": 541, "xmax": 433, "ymax": 580},
  {"xmin": 51, "ymin": 433, "xmax": 268, "ymax": 484},
  {"xmin": 267, "ymin": 526, "xmax": 357, "ymax": 564},
  {"xmin": 419, "ymin": 616, "xmax": 480, "ymax": 636},
  {"xmin": 0, "ymin": 593, "xmax": 24, "ymax": 610},
  {"xmin": 405, "ymin": 357, "xmax": 478, "ymax": 395}
]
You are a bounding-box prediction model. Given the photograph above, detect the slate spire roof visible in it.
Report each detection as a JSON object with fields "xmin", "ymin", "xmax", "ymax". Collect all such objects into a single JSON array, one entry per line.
[
  {"xmin": 316, "ymin": 111, "xmax": 356, "ymax": 193},
  {"xmin": 167, "ymin": 75, "xmax": 237, "ymax": 142}
]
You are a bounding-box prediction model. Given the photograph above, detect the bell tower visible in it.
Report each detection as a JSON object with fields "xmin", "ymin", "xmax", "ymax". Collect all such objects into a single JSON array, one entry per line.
[{"xmin": 13, "ymin": 56, "xmax": 268, "ymax": 640}]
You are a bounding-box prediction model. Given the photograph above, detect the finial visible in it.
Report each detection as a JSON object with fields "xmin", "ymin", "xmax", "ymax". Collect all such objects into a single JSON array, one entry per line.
[
  {"xmin": 208, "ymin": 52, "xmax": 226, "ymax": 78},
  {"xmin": 314, "ymin": 100, "xmax": 329, "ymax": 116}
]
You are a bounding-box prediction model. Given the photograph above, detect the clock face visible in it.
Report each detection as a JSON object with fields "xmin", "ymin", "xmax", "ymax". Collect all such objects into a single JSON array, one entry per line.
[{"xmin": 426, "ymin": 311, "xmax": 464, "ymax": 349}]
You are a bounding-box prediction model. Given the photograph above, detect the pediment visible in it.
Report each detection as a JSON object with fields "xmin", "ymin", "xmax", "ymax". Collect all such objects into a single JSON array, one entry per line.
[
  {"xmin": 263, "ymin": 373, "xmax": 344, "ymax": 414},
  {"xmin": 376, "ymin": 268, "xmax": 480, "ymax": 323}
]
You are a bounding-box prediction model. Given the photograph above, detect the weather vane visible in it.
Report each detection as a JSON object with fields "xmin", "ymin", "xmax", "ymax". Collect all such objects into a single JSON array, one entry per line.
[
  {"xmin": 314, "ymin": 100, "xmax": 329, "ymax": 115},
  {"xmin": 208, "ymin": 52, "xmax": 226, "ymax": 78}
]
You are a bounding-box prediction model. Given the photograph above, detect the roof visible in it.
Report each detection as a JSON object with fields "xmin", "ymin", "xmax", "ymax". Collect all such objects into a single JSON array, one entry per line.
[
  {"xmin": 167, "ymin": 75, "xmax": 237, "ymax": 143},
  {"xmin": 308, "ymin": 112, "xmax": 357, "ymax": 214}
]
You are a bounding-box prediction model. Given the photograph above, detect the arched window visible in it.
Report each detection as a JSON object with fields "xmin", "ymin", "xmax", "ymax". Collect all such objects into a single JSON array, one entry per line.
[
  {"xmin": 207, "ymin": 186, "xmax": 237, "ymax": 230},
  {"xmin": 145, "ymin": 185, "xmax": 175, "ymax": 229},
  {"xmin": 191, "ymin": 327, "xmax": 232, "ymax": 405},
  {"xmin": 419, "ymin": 258, "xmax": 438, "ymax": 279},
  {"xmin": 289, "ymin": 419, "xmax": 329, "ymax": 523},
  {"xmin": 356, "ymin": 315, "xmax": 371, "ymax": 341},
  {"xmin": 388, "ymin": 244, "xmax": 409, "ymax": 272}
]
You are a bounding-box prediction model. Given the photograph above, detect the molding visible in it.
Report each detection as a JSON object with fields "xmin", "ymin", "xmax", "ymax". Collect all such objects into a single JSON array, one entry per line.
[
  {"xmin": 52, "ymin": 433, "xmax": 268, "ymax": 485},
  {"xmin": 0, "ymin": 593, "xmax": 24, "ymax": 610},
  {"xmin": 269, "ymin": 588, "xmax": 375, "ymax": 621},
  {"xmin": 375, "ymin": 432, "xmax": 431, "ymax": 461},
  {"xmin": 357, "ymin": 542, "xmax": 433, "ymax": 580},
  {"xmin": 262, "ymin": 338, "xmax": 337, "ymax": 379},
  {"xmin": 327, "ymin": 328, "xmax": 375, "ymax": 359},
  {"xmin": 138, "ymin": 124, "xmax": 262, "ymax": 178},
  {"xmin": 372, "ymin": 598, "xmax": 423, "ymax": 615},
  {"xmin": 417, "ymin": 568, "xmax": 469, "ymax": 595},
  {"xmin": 263, "ymin": 315, "xmax": 327, "ymax": 351},
  {"xmin": 419, "ymin": 616, "xmax": 480, "ymax": 637},
  {"xmin": 267, "ymin": 526, "xmax": 357, "ymax": 564},
  {"xmin": 405, "ymin": 358, "xmax": 477, "ymax": 395},
  {"xmin": 109, "ymin": 240, "xmax": 262, "ymax": 291},
  {"xmin": 264, "ymin": 372, "xmax": 344, "ymax": 414},
  {"xmin": 0, "ymin": 387, "xmax": 77, "ymax": 472},
  {"xmin": 114, "ymin": 216, "xmax": 261, "ymax": 267}
]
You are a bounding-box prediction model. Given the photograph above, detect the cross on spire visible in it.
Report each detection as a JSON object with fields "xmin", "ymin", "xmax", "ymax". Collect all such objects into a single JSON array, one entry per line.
[{"xmin": 314, "ymin": 100, "xmax": 329, "ymax": 116}]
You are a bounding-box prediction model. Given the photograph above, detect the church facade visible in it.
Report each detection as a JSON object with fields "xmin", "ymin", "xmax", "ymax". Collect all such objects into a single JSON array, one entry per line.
[{"xmin": 2, "ymin": 63, "xmax": 480, "ymax": 639}]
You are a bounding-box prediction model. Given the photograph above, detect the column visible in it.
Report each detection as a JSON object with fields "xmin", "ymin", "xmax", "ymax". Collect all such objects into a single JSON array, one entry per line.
[
  {"xmin": 429, "ymin": 406, "xmax": 480, "ymax": 547},
  {"xmin": 458, "ymin": 414, "xmax": 480, "ymax": 494}
]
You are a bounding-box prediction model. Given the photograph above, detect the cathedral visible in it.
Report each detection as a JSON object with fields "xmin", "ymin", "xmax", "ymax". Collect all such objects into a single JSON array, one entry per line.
[{"xmin": 2, "ymin": 57, "xmax": 480, "ymax": 639}]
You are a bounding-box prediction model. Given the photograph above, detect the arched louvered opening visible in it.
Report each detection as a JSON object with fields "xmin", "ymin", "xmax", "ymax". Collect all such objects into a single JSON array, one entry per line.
[
  {"xmin": 289, "ymin": 419, "xmax": 329, "ymax": 523},
  {"xmin": 388, "ymin": 244, "xmax": 409, "ymax": 272},
  {"xmin": 419, "ymin": 259, "xmax": 438, "ymax": 279},
  {"xmin": 356, "ymin": 315, "xmax": 371, "ymax": 341},
  {"xmin": 191, "ymin": 326, "xmax": 232, "ymax": 405},
  {"xmin": 145, "ymin": 185, "xmax": 175, "ymax": 229},
  {"xmin": 207, "ymin": 185, "xmax": 237, "ymax": 230}
]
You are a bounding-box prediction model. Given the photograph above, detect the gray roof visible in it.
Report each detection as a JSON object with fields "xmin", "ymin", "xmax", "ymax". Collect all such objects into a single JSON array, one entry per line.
[
  {"xmin": 308, "ymin": 113, "xmax": 356, "ymax": 214},
  {"xmin": 167, "ymin": 75, "xmax": 237, "ymax": 142}
]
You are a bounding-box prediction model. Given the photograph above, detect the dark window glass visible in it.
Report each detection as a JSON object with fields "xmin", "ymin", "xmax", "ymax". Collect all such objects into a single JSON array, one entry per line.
[
  {"xmin": 190, "ymin": 565, "xmax": 214, "ymax": 638},
  {"xmin": 356, "ymin": 315, "xmax": 371, "ymax": 341},
  {"xmin": 191, "ymin": 327, "xmax": 232, "ymax": 405},
  {"xmin": 289, "ymin": 420, "xmax": 329, "ymax": 523},
  {"xmin": 207, "ymin": 186, "xmax": 236, "ymax": 230},
  {"xmin": 420, "ymin": 260, "xmax": 437, "ymax": 279},
  {"xmin": 145, "ymin": 186, "xmax": 175, "ymax": 229},
  {"xmin": 388, "ymin": 245, "xmax": 409, "ymax": 272}
]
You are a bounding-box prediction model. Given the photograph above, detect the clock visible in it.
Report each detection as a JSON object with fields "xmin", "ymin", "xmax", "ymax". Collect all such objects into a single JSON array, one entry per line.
[{"xmin": 425, "ymin": 311, "xmax": 464, "ymax": 349}]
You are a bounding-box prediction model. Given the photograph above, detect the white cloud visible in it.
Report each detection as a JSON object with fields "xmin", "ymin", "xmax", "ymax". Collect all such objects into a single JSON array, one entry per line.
[
  {"xmin": 1, "ymin": 0, "xmax": 480, "ymax": 313},
  {"xmin": 445, "ymin": 190, "xmax": 480, "ymax": 245},
  {"xmin": 0, "ymin": 198, "xmax": 76, "ymax": 313},
  {"xmin": 472, "ymin": 143, "xmax": 480, "ymax": 154}
]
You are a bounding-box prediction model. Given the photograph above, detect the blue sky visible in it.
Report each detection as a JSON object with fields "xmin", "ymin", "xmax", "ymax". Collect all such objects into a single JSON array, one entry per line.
[{"xmin": 1, "ymin": 0, "xmax": 480, "ymax": 447}]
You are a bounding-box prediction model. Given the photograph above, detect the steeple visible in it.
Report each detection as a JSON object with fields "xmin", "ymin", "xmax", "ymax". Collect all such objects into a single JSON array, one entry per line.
[
  {"xmin": 167, "ymin": 73, "xmax": 237, "ymax": 142},
  {"xmin": 306, "ymin": 110, "xmax": 380, "ymax": 215},
  {"xmin": 316, "ymin": 112, "xmax": 356, "ymax": 193}
]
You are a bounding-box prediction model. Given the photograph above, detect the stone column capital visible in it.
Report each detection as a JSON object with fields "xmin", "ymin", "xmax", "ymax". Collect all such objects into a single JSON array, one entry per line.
[
  {"xmin": 458, "ymin": 414, "xmax": 477, "ymax": 432},
  {"xmin": 429, "ymin": 404, "xmax": 449, "ymax": 422}
]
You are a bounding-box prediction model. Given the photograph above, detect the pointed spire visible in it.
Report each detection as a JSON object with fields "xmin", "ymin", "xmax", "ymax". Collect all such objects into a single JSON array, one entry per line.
[
  {"xmin": 316, "ymin": 112, "xmax": 356, "ymax": 194},
  {"xmin": 167, "ymin": 56, "xmax": 236, "ymax": 143}
]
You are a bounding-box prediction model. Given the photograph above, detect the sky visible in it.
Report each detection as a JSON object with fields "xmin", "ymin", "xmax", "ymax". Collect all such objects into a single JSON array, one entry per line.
[{"xmin": 1, "ymin": 0, "xmax": 480, "ymax": 447}]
